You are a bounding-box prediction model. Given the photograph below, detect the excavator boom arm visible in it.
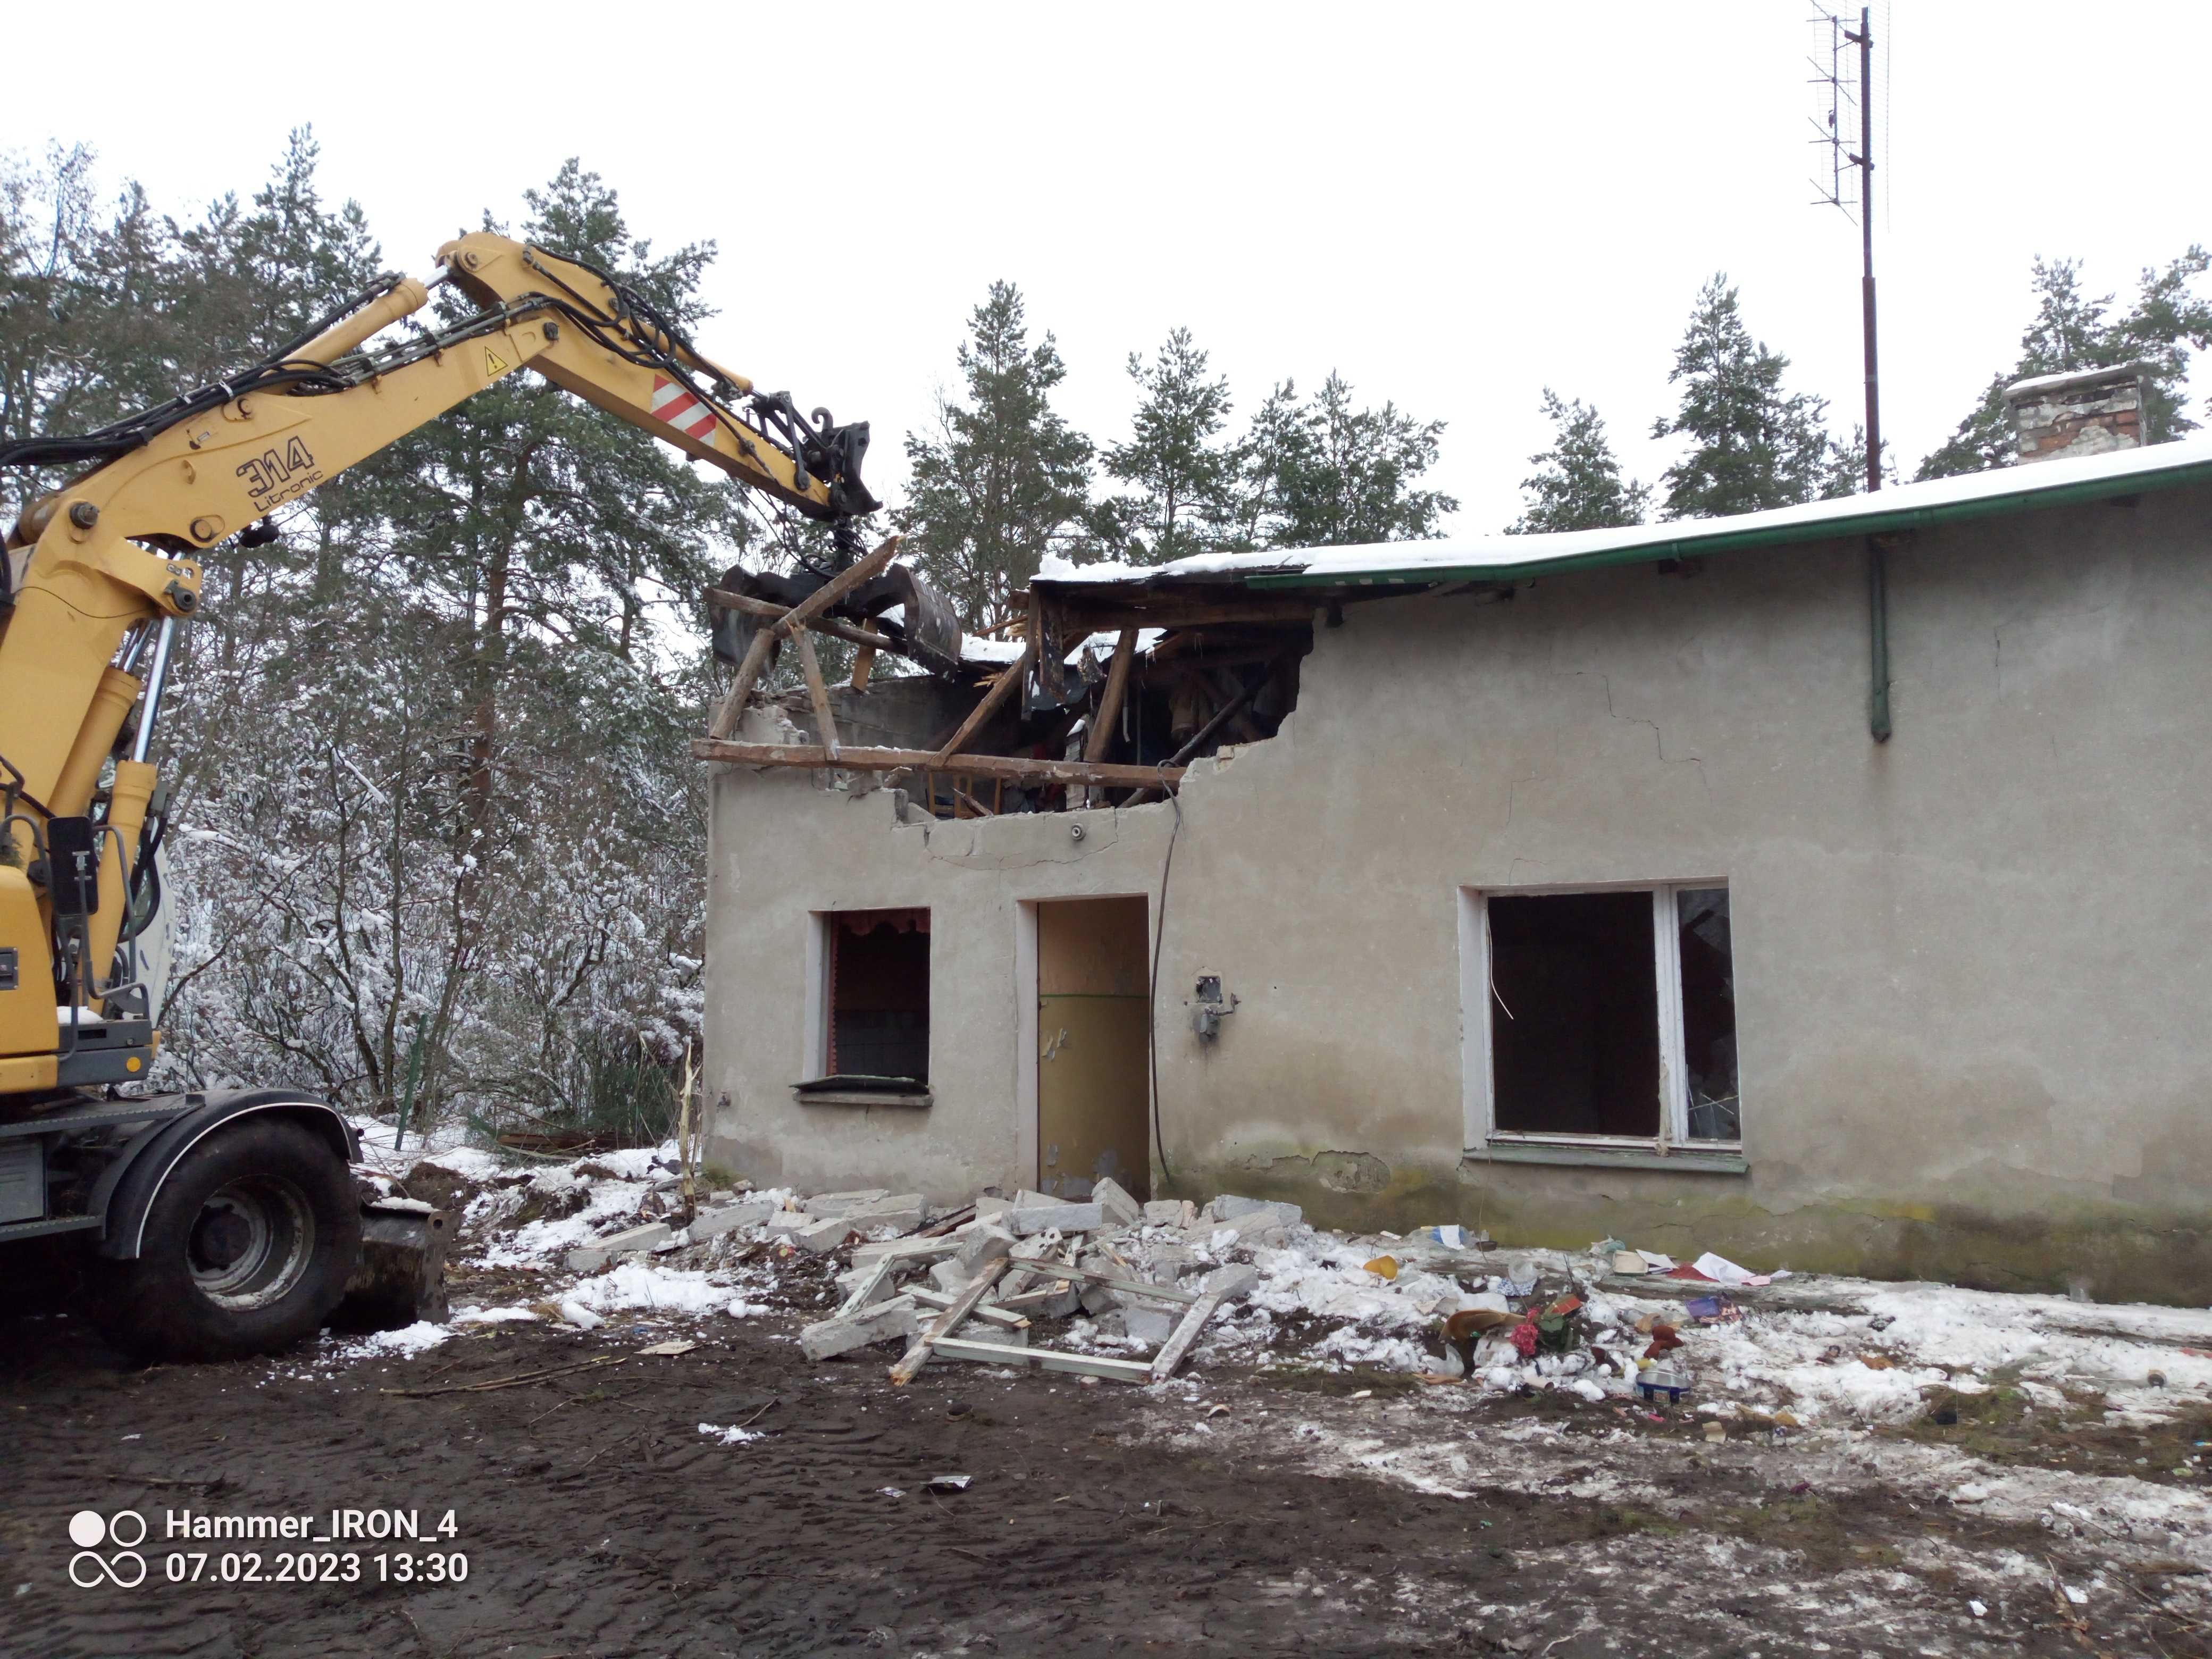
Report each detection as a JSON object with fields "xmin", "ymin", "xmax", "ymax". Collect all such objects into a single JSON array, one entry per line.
[{"xmin": 0, "ymin": 233, "xmax": 877, "ymax": 1084}]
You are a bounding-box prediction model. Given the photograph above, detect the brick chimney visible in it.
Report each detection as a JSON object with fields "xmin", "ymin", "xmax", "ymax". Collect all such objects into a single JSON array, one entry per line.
[{"xmin": 2001, "ymin": 363, "xmax": 2150, "ymax": 463}]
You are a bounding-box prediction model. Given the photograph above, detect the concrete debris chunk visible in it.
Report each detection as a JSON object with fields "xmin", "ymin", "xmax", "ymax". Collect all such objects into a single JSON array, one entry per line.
[
  {"xmin": 929, "ymin": 1258, "xmax": 974, "ymax": 1295},
  {"xmin": 834, "ymin": 1260, "xmax": 899, "ymax": 1313},
  {"xmin": 796, "ymin": 1214, "xmax": 861, "ymax": 1254},
  {"xmin": 762, "ymin": 1210, "xmax": 815, "ymax": 1238},
  {"xmin": 688, "ymin": 1198, "xmax": 776, "ymax": 1241},
  {"xmin": 800, "ymin": 1294, "xmax": 919, "ymax": 1361},
  {"xmin": 1092, "ymin": 1176, "xmax": 1143, "ymax": 1227},
  {"xmin": 852, "ymin": 1235, "xmax": 959, "ymax": 1272},
  {"xmin": 1144, "ymin": 1199, "xmax": 1197, "ymax": 1227},
  {"xmin": 565, "ymin": 1221, "xmax": 672, "ymax": 1272},
  {"xmin": 845, "ymin": 1196, "xmax": 926, "ymax": 1236},
  {"xmin": 975, "ymin": 1193, "xmax": 1013, "ymax": 1219},
  {"xmin": 1123, "ymin": 1304, "xmax": 1178, "ymax": 1346},
  {"xmin": 1213, "ymin": 1196, "xmax": 1303, "ymax": 1227},
  {"xmin": 1201, "ymin": 1263, "xmax": 1260, "ymax": 1302},
  {"xmin": 803, "ymin": 1187, "xmax": 893, "ymax": 1218},
  {"xmin": 1143, "ymin": 1243, "xmax": 1199, "ymax": 1283},
  {"xmin": 1080, "ymin": 1281, "xmax": 1121, "ymax": 1317},
  {"xmin": 1006, "ymin": 1200, "xmax": 1103, "ymax": 1237},
  {"xmin": 953, "ymin": 1223, "xmax": 1017, "ymax": 1272}
]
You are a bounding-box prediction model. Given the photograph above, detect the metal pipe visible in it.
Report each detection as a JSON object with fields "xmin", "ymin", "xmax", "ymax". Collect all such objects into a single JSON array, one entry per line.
[
  {"xmin": 1867, "ymin": 539, "xmax": 1892, "ymax": 743},
  {"xmin": 116, "ymin": 621, "xmax": 156, "ymax": 675},
  {"xmin": 1857, "ymin": 7, "xmax": 1880, "ymax": 493},
  {"xmin": 130, "ymin": 618, "xmax": 178, "ymax": 764}
]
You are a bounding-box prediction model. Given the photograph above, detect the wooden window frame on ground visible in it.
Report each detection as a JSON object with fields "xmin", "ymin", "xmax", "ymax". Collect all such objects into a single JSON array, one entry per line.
[{"xmin": 1456, "ymin": 882, "xmax": 1745, "ymax": 1172}]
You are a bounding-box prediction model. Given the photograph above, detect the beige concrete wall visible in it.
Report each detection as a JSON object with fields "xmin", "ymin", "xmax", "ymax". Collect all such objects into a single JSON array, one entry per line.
[{"xmin": 705, "ymin": 487, "xmax": 2212, "ymax": 1302}]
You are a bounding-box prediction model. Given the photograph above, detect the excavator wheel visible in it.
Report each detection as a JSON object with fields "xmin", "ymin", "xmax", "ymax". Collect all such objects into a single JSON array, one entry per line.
[{"xmin": 91, "ymin": 1118, "xmax": 362, "ymax": 1362}]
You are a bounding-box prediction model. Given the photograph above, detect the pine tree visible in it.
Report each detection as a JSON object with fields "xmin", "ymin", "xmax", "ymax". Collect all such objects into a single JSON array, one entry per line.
[
  {"xmin": 900, "ymin": 281, "xmax": 1093, "ymax": 626},
  {"xmin": 1104, "ymin": 326, "xmax": 1234, "ymax": 564},
  {"xmin": 1653, "ymin": 275, "xmax": 1847, "ymax": 518},
  {"xmin": 1220, "ymin": 379, "xmax": 1309, "ymax": 550},
  {"xmin": 1231, "ymin": 372, "xmax": 1455, "ymax": 548},
  {"xmin": 1917, "ymin": 252, "xmax": 2212, "ymax": 479},
  {"xmin": 1507, "ymin": 390, "xmax": 1649, "ymax": 533}
]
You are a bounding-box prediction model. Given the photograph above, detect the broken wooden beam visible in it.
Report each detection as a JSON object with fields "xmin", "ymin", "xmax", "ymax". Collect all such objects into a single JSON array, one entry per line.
[
  {"xmin": 1083, "ymin": 626, "xmax": 1139, "ymax": 765},
  {"xmin": 931, "ymin": 1336, "xmax": 1156, "ymax": 1382},
  {"xmin": 704, "ymin": 589, "xmax": 895, "ymax": 656},
  {"xmin": 907, "ymin": 1287, "xmax": 1031, "ymax": 1331},
  {"xmin": 1032, "ymin": 1260, "xmax": 1200, "ymax": 1305},
  {"xmin": 792, "ymin": 630, "xmax": 841, "ymax": 760},
  {"xmin": 934, "ymin": 640, "xmax": 1035, "ymax": 764},
  {"xmin": 890, "ymin": 1256, "xmax": 1010, "ymax": 1385},
  {"xmin": 1148, "ymin": 1290, "xmax": 1228, "ymax": 1382},
  {"xmin": 708, "ymin": 535, "xmax": 903, "ymax": 738},
  {"xmin": 692, "ymin": 739, "xmax": 1183, "ymax": 792}
]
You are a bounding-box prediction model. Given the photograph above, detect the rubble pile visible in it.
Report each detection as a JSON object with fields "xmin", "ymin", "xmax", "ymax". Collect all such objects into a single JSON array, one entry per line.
[{"xmin": 347, "ymin": 1122, "xmax": 2212, "ymax": 1430}]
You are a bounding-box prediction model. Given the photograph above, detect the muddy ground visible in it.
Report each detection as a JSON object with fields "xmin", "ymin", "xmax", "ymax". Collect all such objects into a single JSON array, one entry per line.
[{"xmin": 6, "ymin": 1277, "xmax": 2210, "ymax": 1658}]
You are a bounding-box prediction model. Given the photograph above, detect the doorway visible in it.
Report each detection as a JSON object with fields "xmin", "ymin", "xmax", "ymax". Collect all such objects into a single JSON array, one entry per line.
[{"xmin": 1033, "ymin": 896, "xmax": 1152, "ymax": 1201}]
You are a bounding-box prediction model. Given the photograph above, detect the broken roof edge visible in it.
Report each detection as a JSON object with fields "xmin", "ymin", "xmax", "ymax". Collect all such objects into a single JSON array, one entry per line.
[{"xmin": 1028, "ymin": 438, "xmax": 2212, "ymax": 598}]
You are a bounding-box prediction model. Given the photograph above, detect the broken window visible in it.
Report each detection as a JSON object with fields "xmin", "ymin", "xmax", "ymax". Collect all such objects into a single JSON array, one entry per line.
[
  {"xmin": 822, "ymin": 909, "xmax": 930, "ymax": 1083},
  {"xmin": 1471, "ymin": 884, "xmax": 1740, "ymax": 1151},
  {"xmin": 1675, "ymin": 888, "xmax": 1739, "ymax": 1141}
]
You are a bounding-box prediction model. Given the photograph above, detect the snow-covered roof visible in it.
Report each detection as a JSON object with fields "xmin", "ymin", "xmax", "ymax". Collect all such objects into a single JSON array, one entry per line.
[{"xmin": 1032, "ymin": 438, "xmax": 2212, "ymax": 596}]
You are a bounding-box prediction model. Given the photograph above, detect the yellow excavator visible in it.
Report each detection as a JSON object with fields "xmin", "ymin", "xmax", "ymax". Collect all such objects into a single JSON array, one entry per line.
[{"xmin": 0, "ymin": 231, "xmax": 891, "ymax": 1359}]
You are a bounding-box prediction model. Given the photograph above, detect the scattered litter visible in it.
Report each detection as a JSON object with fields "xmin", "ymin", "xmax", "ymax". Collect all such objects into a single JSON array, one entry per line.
[
  {"xmin": 698, "ymin": 1422, "xmax": 765, "ymax": 1446},
  {"xmin": 1364, "ymin": 1256, "xmax": 1400, "ymax": 1280},
  {"xmin": 637, "ymin": 1338, "xmax": 698, "ymax": 1357},
  {"xmin": 1968, "ymin": 1599, "xmax": 1988, "ymax": 1618},
  {"xmin": 878, "ymin": 1487, "xmax": 906, "ymax": 1499},
  {"xmin": 926, "ymin": 1474, "xmax": 973, "ymax": 1494}
]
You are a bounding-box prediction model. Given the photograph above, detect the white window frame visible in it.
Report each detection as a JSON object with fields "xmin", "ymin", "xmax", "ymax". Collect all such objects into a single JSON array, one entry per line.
[{"xmin": 1457, "ymin": 882, "xmax": 1739, "ymax": 1156}]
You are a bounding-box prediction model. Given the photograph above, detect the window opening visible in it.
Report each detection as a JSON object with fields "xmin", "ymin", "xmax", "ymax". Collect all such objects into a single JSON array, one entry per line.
[
  {"xmin": 1488, "ymin": 892, "xmax": 1661, "ymax": 1138},
  {"xmin": 1473, "ymin": 883, "xmax": 1740, "ymax": 1152},
  {"xmin": 825, "ymin": 908, "xmax": 929, "ymax": 1083},
  {"xmin": 1675, "ymin": 887, "xmax": 1739, "ymax": 1141}
]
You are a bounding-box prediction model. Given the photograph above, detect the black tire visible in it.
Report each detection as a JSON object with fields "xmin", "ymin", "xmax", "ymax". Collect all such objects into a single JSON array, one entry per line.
[{"xmin": 91, "ymin": 1118, "xmax": 362, "ymax": 1362}]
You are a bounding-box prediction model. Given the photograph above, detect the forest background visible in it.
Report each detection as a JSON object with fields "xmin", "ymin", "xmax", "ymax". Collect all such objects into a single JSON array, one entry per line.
[{"xmin": 3, "ymin": 134, "xmax": 2203, "ymax": 1144}]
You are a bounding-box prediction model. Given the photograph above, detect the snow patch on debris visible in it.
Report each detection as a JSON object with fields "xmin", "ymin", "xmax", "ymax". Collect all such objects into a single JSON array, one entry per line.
[{"xmin": 561, "ymin": 1260, "xmax": 740, "ymax": 1318}]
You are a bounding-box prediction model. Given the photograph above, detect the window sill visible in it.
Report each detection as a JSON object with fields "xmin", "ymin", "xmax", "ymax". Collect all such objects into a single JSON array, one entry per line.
[
  {"xmin": 1470, "ymin": 1141, "xmax": 1747, "ymax": 1175},
  {"xmin": 791, "ymin": 1079, "xmax": 933, "ymax": 1109}
]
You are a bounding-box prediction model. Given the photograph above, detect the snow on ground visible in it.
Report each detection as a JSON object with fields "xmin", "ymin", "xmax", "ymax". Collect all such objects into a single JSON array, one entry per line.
[{"xmin": 330, "ymin": 1126, "xmax": 2212, "ymax": 1447}]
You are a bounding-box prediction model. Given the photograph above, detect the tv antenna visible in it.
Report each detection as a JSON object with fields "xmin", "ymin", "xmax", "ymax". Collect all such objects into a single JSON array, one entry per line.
[
  {"xmin": 1808, "ymin": 4, "xmax": 1880, "ymax": 492},
  {"xmin": 1810, "ymin": 6, "xmax": 1889, "ymax": 740}
]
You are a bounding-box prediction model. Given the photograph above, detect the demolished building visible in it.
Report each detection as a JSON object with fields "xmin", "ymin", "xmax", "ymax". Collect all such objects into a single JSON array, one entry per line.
[{"xmin": 695, "ymin": 389, "xmax": 2212, "ymax": 1305}]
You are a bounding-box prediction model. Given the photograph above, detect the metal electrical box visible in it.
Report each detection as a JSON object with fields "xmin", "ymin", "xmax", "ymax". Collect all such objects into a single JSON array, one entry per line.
[{"xmin": 0, "ymin": 1138, "xmax": 45, "ymax": 1224}]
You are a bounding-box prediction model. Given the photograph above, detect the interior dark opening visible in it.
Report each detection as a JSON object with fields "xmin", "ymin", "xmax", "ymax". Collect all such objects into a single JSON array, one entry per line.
[
  {"xmin": 1488, "ymin": 891, "xmax": 1660, "ymax": 1137},
  {"xmin": 827, "ymin": 909, "xmax": 929, "ymax": 1083},
  {"xmin": 1676, "ymin": 887, "xmax": 1739, "ymax": 1140}
]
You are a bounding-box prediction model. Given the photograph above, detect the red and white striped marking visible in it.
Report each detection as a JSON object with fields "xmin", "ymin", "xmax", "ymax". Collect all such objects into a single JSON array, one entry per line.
[{"xmin": 650, "ymin": 375, "xmax": 719, "ymax": 441}]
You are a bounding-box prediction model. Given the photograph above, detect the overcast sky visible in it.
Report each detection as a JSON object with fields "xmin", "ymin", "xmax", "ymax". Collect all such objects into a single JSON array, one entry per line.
[{"xmin": 9, "ymin": 3, "xmax": 2207, "ymax": 538}]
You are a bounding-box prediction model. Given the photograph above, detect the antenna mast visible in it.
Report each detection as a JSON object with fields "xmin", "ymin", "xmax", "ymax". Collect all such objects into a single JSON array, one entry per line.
[
  {"xmin": 1811, "ymin": 6, "xmax": 1889, "ymax": 739},
  {"xmin": 1810, "ymin": 5, "xmax": 1880, "ymax": 491}
]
